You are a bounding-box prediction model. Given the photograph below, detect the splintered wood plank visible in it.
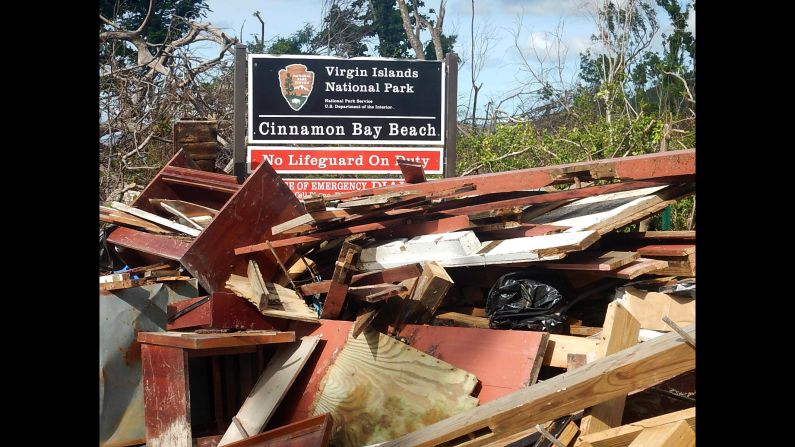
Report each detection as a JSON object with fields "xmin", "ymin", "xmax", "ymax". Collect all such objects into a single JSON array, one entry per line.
[
  {"xmin": 614, "ymin": 231, "xmax": 695, "ymax": 240},
  {"xmin": 106, "ymin": 226, "xmax": 192, "ymax": 261},
  {"xmin": 320, "ymin": 242, "xmax": 361, "ymax": 319},
  {"xmin": 160, "ymin": 202, "xmax": 205, "ymax": 230},
  {"xmin": 646, "ymin": 253, "xmax": 695, "ymax": 276},
  {"xmin": 149, "ymin": 199, "xmax": 219, "ymax": 217},
  {"xmin": 100, "ymin": 206, "xmax": 175, "ymax": 234},
  {"xmin": 580, "ymin": 302, "xmax": 641, "ymax": 436},
  {"xmin": 404, "ymin": 261, "xmax": 454, "ymax": 324},
  {"xmin": 543, "ymin": 334, "xmax": 600, "ymax": 368},
  {"xmin": 310, "ymin": 328, "xmax": 479, "ymax": 447},
  {"xmin": 351, "ymin": 306, "xmax": 380, "ymax": 338},
  {"xmin": 218, "ymin": 336, "xmax": 321, "ymax": 446},
  {"xmin": 608, "ymin": 258, "xmax": 669, "ymax": 279},
  {"xmin": 111, "ymin": 201, "xmax": 201, "ymax": 237},
  {"xmin": 370, "ymin": 215, "xmax": 472, "ymax": 239},
  {"xmin": 627, "ymin": 420, "xmax": 694, "ymax": 447},
  {"xmin": 541, "ymin": 251, "xmax": 640, "ymax": 271},
  {"xmin": 378, "ymin": 325, "xmax": 695, "ymax": 447},
  {"xmin": 635, "ymin": 244, "xmax": 695, "ymax": 257},
  {"xmin": 435, "ymin": 312, "xmax": 490, "ymax": 329},
  {"xmin": 298, "ymin": 264, "xmax": 422, "ymax": 296},
  {"xmin": 247, "ymin": 261, "xmax": 268, "ymax": 310},
  {"xmin": 397, "ymin": 325, "xmax": 549, "ymax": 403},
  {"xmin": 474, "ymin": 224, "xmax": 570, "ymax": 240},
  {"xmin": 137, "ymin": 331, "xmax": 296, "ymax": 350},
  {"xmin": 576, "ymin": 407, "xmax": 695, "ymax": 447},
  {"xmin": 226, "ymin": 275, "xmax": 319, "ymax": 323}
]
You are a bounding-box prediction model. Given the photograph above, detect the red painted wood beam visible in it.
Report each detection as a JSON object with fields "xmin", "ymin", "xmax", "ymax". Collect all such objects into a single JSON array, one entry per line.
[
  {"xmin": 142, "ymin": 344, "xmax": 192, "ymax": 447},
  {"xmin": 106, "ymin": 226, "xmax": 191, "ymax": 261},
  {"xmin": 323, "ymin": 149, "xmax": 695, "ymax": 200}
]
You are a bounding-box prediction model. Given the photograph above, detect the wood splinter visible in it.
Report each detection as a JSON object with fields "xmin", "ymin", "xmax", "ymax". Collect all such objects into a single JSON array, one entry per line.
[{"xmin": 662, "ymin": 315, "xmax": 695, "ymax": 348}]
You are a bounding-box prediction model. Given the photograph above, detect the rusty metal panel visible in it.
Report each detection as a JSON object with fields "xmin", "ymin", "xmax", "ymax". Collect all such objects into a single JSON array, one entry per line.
[{"xmin": 100, "ymin": 281, "xmax": 199, "ymax": 447}]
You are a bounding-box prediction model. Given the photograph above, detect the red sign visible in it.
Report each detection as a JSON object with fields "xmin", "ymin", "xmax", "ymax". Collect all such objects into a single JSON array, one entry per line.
[
  {"xmin": 283, "ymin": 178, "xmax": 405, "ymax": 199},
  {"xmin": 248, "ymin": 146, "xmax": 443, "ymax": 174}
]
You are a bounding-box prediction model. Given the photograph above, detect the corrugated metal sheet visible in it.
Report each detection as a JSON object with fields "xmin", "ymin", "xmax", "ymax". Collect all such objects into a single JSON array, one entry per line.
[{"xmin": 100, "ymin": 280, "xmax": 199, "ymax": 447}]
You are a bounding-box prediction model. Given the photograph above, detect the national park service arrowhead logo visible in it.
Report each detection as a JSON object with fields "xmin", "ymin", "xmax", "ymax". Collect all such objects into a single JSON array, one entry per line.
[{"xmin": 278, "ymin": 64, "xmax": 314, "ymax": 111}]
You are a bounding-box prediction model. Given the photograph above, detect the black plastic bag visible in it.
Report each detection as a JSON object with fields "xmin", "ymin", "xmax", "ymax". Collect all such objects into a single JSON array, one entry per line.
[
  {"xmin": 100, "ymin": 226, "xmax": 126, "ymax": 272},
  {"xmin": 485, "ymin": 270, "xmax": 570, "ymax": 332}
]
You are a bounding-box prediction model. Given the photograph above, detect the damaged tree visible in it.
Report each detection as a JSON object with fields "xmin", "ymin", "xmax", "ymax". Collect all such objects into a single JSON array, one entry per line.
[{"xmin": 99, "ymin": 0, "xmax": 237, "ymax": 202}]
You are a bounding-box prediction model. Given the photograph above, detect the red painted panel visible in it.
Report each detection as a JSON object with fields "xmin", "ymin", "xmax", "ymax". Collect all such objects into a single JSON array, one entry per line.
[
  {"xmin": 167, "ymin": 293, "xmax": 287, "ymax": 331},
  {"xmin": 248, "ymin": 147, "xmax": 443, "ymax": 174},
  {"xmin": 271, "ymin": 320, "xmax": 549, "ymax": 426},
  {"xmin": 282, "ymin": 178, "xmax": 405, "ymax": 199},
  {"xmin": 141, "ymin": 344, "xmax": 191, "ymax": 447}
]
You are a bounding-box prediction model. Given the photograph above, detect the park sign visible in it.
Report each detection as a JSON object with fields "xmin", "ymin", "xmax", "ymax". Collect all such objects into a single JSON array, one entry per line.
[{"xmin": 248, "ymin": 55, "xmax": 446, "ymax": 145}]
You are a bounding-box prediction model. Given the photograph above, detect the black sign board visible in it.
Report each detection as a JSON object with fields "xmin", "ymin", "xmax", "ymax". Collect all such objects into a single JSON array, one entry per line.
[{"xmin": 248, "ymin": 55, "xmax": 445, "ymax": 145}]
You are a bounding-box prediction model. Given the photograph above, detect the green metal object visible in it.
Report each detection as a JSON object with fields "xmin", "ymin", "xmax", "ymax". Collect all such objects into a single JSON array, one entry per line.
[{"xmin": 661, "ymin": 206, "xmax": 672, "ymax": 230}]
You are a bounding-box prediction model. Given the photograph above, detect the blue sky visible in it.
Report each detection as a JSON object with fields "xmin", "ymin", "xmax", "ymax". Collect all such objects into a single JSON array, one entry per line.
[{"xmin": 203, "ymin": 1, "xmax": 695, "ymax": 116}]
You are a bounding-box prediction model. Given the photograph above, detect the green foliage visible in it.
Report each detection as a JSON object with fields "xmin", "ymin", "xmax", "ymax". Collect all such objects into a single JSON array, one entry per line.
[
  {"xmin": 370, "ymin": 0, "xmax": 412, "ymax": 57},
  {"xmin": 257, "ymin": 24, "xmax": 318, "ymax": 55},
  {"xmin": 424, "ymin": 33, "xmax": 457, "ymax": 60}
]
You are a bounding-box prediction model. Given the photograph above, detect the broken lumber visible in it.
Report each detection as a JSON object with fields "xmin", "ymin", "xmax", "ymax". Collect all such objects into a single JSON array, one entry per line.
[
  {"xmin": 110, "ymin": 201, "xmax": 201, "ymax": 237},
  {"xmin": 226, "ymin": 275, "xmax": 318, "ymax": 323},
  {"xmin": 403, "ymin": 261, "xmax": 454, "ymax": 324},
  {"xmin": 576, "ymin": 407, "xmax": 695, "ymax": 447},
  {"xmin": 320, "ymin": 242, "xmax": 361, "ymax": 319},
  {"xmin": 626, "ymin": 420, "xmax": 694, "ymax": 447},
  {"xmin": 541, "ymin": 251, "xmax": 640, "ymax": 271},
  {"xmin": 580, "ymin": 301, "xmax": 641, "ymax": 436},
  {"xmin": 379, "ymin": 324, "xmax": 695, "ymax": 447},
  {"xmin": 616, "ymin": 286, "xmax": 695, "ymax": 332},
  {"xmin": 218, "ymin": 335, "xmax": 321, "ymax": 446}
]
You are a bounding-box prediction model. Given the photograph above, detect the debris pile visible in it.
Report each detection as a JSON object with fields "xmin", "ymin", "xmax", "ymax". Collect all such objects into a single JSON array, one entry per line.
[{"xmin": 100, "ymin": 148, "xmax": 696, "ymax": 447}]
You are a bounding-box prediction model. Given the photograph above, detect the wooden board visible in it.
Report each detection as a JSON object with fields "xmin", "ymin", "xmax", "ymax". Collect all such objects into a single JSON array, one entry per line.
[
  {"xmin": 358, "ymin": 230, "xmax": 599, "ymax": 270},
  {"xmin": 635, "ymin": 244, "xmax": 695, "ymax": 257},
  {"xmin": 646, "ymin": 253, "xmax": 695, "ymax": 276},
  {"xmin": 320, "ymin": 242, "xmax": 360, "ymax": 319},
  {"xmin": 149, "ymin": 198, "xmax": 219, "ymax": 217},
  {"xmin": 543, "ymin": 334, "xmax": 600, "ymax": 368},
  {"xmin": 111, "ymin": 201, "xmax": 202, "ymax": 237},
  {"xmin": 218, "ymin": 336, "xmax": 321, "ymax": 446},
  {"xmin": 541, "ymin": 251, "xmax": 640, "ymax": 271},
  {"xmin": 396, "ymin": 324, "xmax": 549, "ymax": 403},
  {"xmin": 137, "ymin": 331, "xmax": 296, "ymax": 350},
  {"xmin": 404, "ymin": 261, "xmax": 454, "ymax": 324},
  {"xmin": 580, "ymin": 302, "xmax": 641, "ymax": 436},
  {"xmin": 226, "ymin": 275, "xmax": 319, "ymax": 323},
  {"xmin": 309, "ymin": 328, "xmax": 479, "ymax": 447},
  {"xmin": 378, "ymin": 324, "xmax": 695, "ymax": 447},
  {"xmin": 100, "ymin": 206, "xmax": 175, "ymax": 234},
  {"xmin": 576, "ymin": 407, "xmax": 695, "ymax": 447},
  {"xmin": 435, "ymin": 312, "xmax": 490, "ymax": 329},
  {"xmin": 141, "ymin": 345, "xmax": 191, "ymax": 447},
  {"xmin": 616, "ymin": 286, "xmax": 695, "ymax": 332},
  {"xmin": 613, "ymin": 231, "xmax": 695, "ymax": 240},
  {"xmin": 626, "ymin": 420, "xmax": 694, "ymax": 447},
  {"xmin": 608, "ymin": 258, "xmax": 669, "ymax": 279},
  {"xmin": 221, "ymin": 414, "xmax": 333, "ymax": 447}
]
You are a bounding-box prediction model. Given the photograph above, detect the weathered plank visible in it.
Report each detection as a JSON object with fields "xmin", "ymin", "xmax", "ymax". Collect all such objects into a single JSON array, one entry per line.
[
  {"xmin": 137, "ymin": 331, "xmax": 296, "ymax": 350},
  {"xmin": 141, "ymin": 345, "xmax": 191, "ymax": 447},
  {"xmin": 226, "ymin": 275, "xmax": 319, "ymax": 323},
  {"xmin": 576, "ymin": 407, "xmax": 695, "ymax": 447},
  {"xmin": 541, "ymin": 251, "xmax": 640, "ymax": 271},
  {"xmin": 320, "ymin": 242, "xmax": 361, "ymax": 319},
  {"xmin": 220, "ymin": 413, "xmax": 332, "ymax": 447},
  {"xmin": 111, "ymin": 201, "xmax": 201, "ymax": 236},
  {"xmin": 580, "ymin": 302, "xmax": 641, "ymax": 436},
  {"xmin": 626, "ymin": 420, "xmax": 694, "ymax": 447},
  {"xmin": 379, "ymin": 325, "xmax": 694, "ymax": 447},
  {"xmin": 403, "ymin": 261, "xmax": 454, "ymax": 323},
  {"xmin": 310, "ymin": 328, "xmax": 479, "ymax": 447},
  {"xmin": 218, "ymin": 336, "xmax": 321, "ymax": 446}
]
